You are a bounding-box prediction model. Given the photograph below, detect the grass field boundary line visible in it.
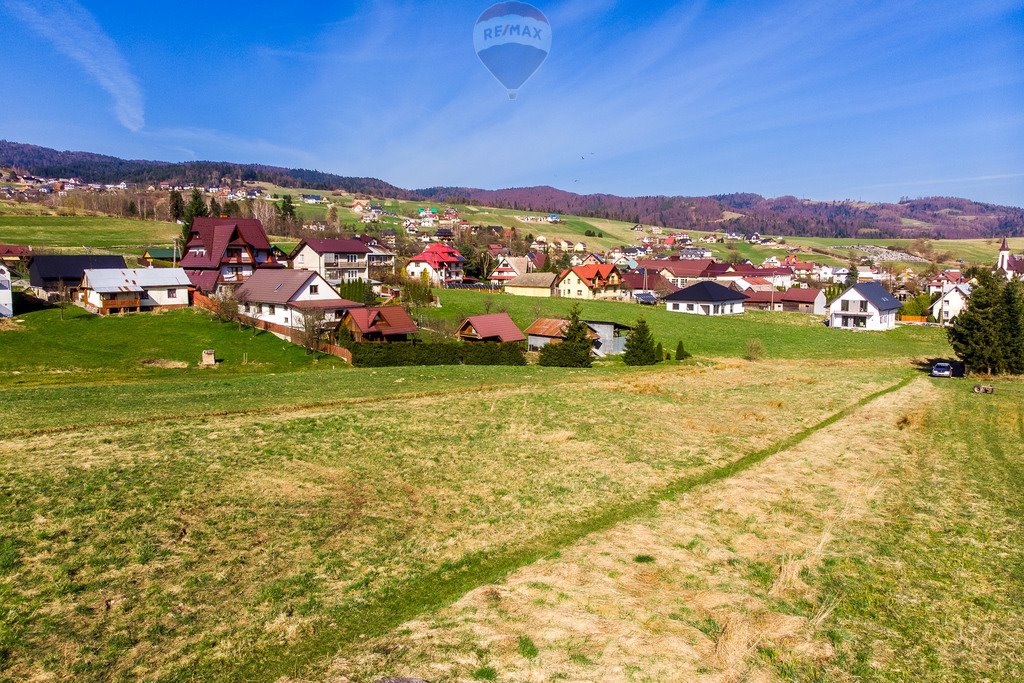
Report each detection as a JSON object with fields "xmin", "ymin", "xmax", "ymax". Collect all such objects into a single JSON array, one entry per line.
[{"xmin": 168, "ymin": 373, "xmax": 918, "ymax": 682}]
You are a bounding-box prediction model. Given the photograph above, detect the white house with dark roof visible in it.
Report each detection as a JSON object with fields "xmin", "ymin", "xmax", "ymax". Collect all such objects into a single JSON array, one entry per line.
[
  {"xmin": 930, "ymin": 284, "xmax": 971, "ymax": 326},
  {"xmin": 0, "ymin": 263, "xmax": 12, "ymax": 318},
  {"xmin": 234, "ymin": 269, "xmax": 363, "ymax": 334},
  {"xmin": 289, "ymin": 238, "xmax": 372, "ymax": 285},
  {"xmin": 827, "ymin": 281, "xmax": 902, "ymax": 330},
  {"xmin": 664, "ymin": 281, "xmax": 748, "ymax": 316}
]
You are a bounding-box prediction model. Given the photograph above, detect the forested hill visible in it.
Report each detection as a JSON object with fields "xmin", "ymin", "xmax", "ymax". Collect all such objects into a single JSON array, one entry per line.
[{"xmin": 3, "ymin": 139, "xmax": 1023, "ymax": 238}]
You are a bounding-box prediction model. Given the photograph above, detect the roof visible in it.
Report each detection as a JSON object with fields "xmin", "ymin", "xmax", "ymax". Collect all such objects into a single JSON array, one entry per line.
[
  {"xmin": 743, "ymin": 290, "xmax": 780, "ymax": 304},
  {"xmin": 781, "ymin": 287, "xmax": 823, "ymax": 304},
  {"xmin": 664, "ymin": 281, "xmax": 749, "ymax": 303},
  {"xmin": 458, "ymin": 313, "xmax": 525, "ymax": 343},
  {"xmin": 524, "ymin": 318, "xmax": 600, "ymax": 340},
  {"xmin": 345, "ymin": 306, "xmax": 418, "ymax": 336},
  {"xmin": 82, "ymin": 268, "xmax": 192, "ymax": 293},
  {"xmin": 291, "ymin": 238, "xmax": 371, "ymax": 257},
  {"xmin": 408, "ymin": 243, "xmax": 466, "ymax": 269},
  {"xmin": 185, "ymin": 269, "xmax": 219, "ymax": 292},
  {"xmin": 619, "ymin": 271, "xmax": 678, "ymax": 293},
  {"xmin": 842, "ymin": 282, "xmax": 903, "ymax": 311},
  {"xmin": 235, "ymin": 269, "xmax": 358, "ymax": 307},
  {"xmin": 638, "ymin": 258, "xmax": 714, "ymax": 278},
  {"xmin": 558, "ymin": 263, "xmax": 619, "ymax": 289},
  {"xmin": 506, "ymin": 272, "xmax": 557, "ymax": 288},
  {"xmin": 29, "ymin": 255, "xmax": 128, "ymax": 285},
  {"xmin": 0, "ymin": 244, "xmax": 32, "ymax": 257},
  {"xmin": 143, "ymin": 248, "xmax": 178, "ymax": 259},
  {"xmin": 180, "ymin": 217, "xmax": 272, "ymax": 268}
]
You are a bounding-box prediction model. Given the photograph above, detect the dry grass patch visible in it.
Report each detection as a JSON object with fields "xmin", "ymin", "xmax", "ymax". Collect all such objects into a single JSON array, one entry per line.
[{"xmin": 325, "ymin": 380, "xmax": 936, "ymax": 682}]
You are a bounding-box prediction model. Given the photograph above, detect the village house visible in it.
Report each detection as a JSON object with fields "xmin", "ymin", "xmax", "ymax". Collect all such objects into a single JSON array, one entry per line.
[
  {"xmin": 930, "ymin": 284, "xmax": 971, "ymax": 325},
  {"xmin": 524, "ymin": 318, "xmax": 630, "ymax": 356},
  {"xmin": 488, "ymin": 255, "xmax": 532, "ymax": 283},
  {"xmin": 180, "ymin": 217, "xmax": 280, "ymax": 294},
  {"xmin": 780, "ymin": 287, "xmax": 827, "ymax": 315},
  {"xmin": 358, "ymin": 235, "xmax": 397, "ymax": 278},
  {"xmin": 289, "ymin": 238, "xmax": 372, "ymax": 285},
  {"xmin": 405, "ymin": 243, "xmax": 466, "ymax": 285},
  {"xmin": 28, "ymin": 255, "xmax": 128, "ymax": 295},
  {"xmin": 234, "ymin": 269, "xmax": 363, "ymax": 335},
  {"xmin": 79, "ymin": 268, "xmax": 193, "ymax": 315},
  {"xmin": 620, "ymin": 271, "xmax": 677, "ymax": 303},
  {"xmin": 0, "ymin": 263, "xmax": 11, "ymax": 318},
  {"xmin": 504, "ymin": 272, "xmax": 557, "ymax": 297},
  {"xmin": 827, "ymin": 282, "xmax": 902, "ymax": 331},
  {"xmin": 340, "ymin": 306, "xmax": 418, "ymax": 342},
  {"xmin": 555, "ymin": 263, "xmax": 623, "ymax": 300},
  {"xmin": 664, "ymin": 281, "xmax": 748, "ymax": 316},
  {"xmin": 0, "ymin": 244, "xmax": 32, "ymax": 266},
  {"xmin": 456, "ymin": 313, "xmax": 526, "ymax": 343}
]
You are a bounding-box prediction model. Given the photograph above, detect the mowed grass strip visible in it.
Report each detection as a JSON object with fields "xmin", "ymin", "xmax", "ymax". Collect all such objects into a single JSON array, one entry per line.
[
  {"xmin": 783, "ymin": 380, "xmax": 1024, "ymax": 681},
  {"xmin": 0, "ymin": 363, "xmax": 906, "ymax": 681}
]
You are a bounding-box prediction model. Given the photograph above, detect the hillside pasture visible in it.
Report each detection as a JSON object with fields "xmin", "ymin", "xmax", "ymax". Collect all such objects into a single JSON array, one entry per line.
[{"xmin": 0, "ymin": 213, "xmax": 178, "ymax": 249}]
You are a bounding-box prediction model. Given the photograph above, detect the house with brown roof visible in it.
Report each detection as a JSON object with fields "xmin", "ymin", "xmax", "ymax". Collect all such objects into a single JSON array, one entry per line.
[
  {"xmin": 524, "ymin": 318, "xmax": 630, "ymax": 356},
  {"xmin": 505, "ymin": 272, "xmax": 557, "ymax": 297},
  {"xmin": 234, "ymin": 269, "xmax": 363, "ymax": 336},
  {"xmin": 289, "ymin": 238, "xmax": 372, "ymax": 285},
  {"xmin": 555, "ymin": 263, "xmax": 623, "ymax": 300},
  {"xmin": 340, "ymin": 306, "xmax": 418, "ymax": 342},
  {"xmin": 0, "ymin": 244, "xmax": 32, "ymax": 266},
  {"xmin": 780, "ymin": 287, "xmax": 826, "ymax": 315},
  {"xmin": 180, "ymin": 217, "xmax": 280, "ymax": 294},
  {"xmin": 456, "ymin": 313, "xmax": 525, "ymax": 343}
]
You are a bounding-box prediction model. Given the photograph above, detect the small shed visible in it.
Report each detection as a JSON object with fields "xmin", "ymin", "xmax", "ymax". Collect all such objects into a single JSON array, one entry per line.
[{"xmin": 456, "ymin": 313, "xmax": 525, "ymax": 343}]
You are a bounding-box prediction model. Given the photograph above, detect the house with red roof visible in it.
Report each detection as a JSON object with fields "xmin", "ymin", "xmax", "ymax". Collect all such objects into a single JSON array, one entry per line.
[
  {"xmin": 289, "ymin": 237, "xmax": 372, "ymax": 285},
  {"xmin": 781, "ymin": 287, "xmax": 826, "ymax": 315},
  {"xmin": 619, "ymin": 270, "xmax": 678, "ymax": 300},
  {"xmin": 0, "ymin": 244, "xmax": 32, "ymax": 266},
  {"xmin": 405, "ymin": 243, "xmax": 466, "ymax": 285},
  {"xmin": 234, "ymin": 269, "xmax": 363, "ymax": 335},
  {"xmin": 456, "ymin": 313, "xmax": 526, "ymax": 343},
  {"xmin": 340, "ymin": 306, "xmax": 418, "ymax": 342},
  {"xmin": 555, "ymin": 263, "xmax": 623, "ymax": 300},
  {"xmin": 180, "ymin": 217, "xmax": 280, "ymax": 294}
]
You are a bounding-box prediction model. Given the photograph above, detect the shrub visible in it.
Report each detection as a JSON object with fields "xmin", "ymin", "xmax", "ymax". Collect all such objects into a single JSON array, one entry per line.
[
  {"xmin": 745, "ymin": 338, "xmax": 765, "ymax": 361},
  {"xmin": 655, "ymin": 341, "xmax": 664, "ymax": 361},
  {"xmin": 675, "ymin": 340, "xmax": 691, "ymax": 361},
  {"xmin": 538, "ymin": 303, "xmax": 593, "ymax": 368}
]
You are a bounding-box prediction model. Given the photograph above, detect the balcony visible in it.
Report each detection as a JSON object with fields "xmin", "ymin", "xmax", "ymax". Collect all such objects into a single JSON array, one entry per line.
[
  {"xmin": 101, "ymin": 297, "xmax": 141, "ymax": 310},
  {"xmin": 221, "ymin": 255, "xmax": 253, "ymax": 264}
]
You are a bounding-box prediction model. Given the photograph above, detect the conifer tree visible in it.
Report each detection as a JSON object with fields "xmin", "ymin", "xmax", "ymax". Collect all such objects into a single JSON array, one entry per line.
[
  {"xmin": 948, "ymin": 273, "xmax": 1006, "ymax": 375},
  {"xmin": 623, "ymin": 317, "xmax": 659, "ymax": 366},
  {"xmin": 209, "ymin": 196, "xmax": 221, "ymax": 218},
  {"xmin": 845, "ymin": 266, "xmax": 859, "ymax": 289},
  {"xmin": 181, "ymin": 188, "xmax": 209, "ymax": 242},
  {"xmin": 1001, "ymin": 279, "xmax": 1024, "ymax": 374},
  {"xmin": 675, "ymin": 340, "xmax": 691, "ymax": 361},
  {"xmin": 169, "ymin": 190, "xmax": 185, "ymax": 223},
  {"xmin": 539, "ymin": 302, "xmax": 592, "ymax": 367}
]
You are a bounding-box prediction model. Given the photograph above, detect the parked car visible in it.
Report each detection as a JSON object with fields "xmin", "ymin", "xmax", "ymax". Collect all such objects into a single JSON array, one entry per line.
[{"xmin": 931, "ymin": 362, "xmax": 954, "ymax": 378}]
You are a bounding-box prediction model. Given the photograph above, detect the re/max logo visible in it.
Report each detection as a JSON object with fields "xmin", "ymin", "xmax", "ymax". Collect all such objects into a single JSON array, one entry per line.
[{"xmin": 483, "ymin": 24, "xmax": 543, "ymax": 41}]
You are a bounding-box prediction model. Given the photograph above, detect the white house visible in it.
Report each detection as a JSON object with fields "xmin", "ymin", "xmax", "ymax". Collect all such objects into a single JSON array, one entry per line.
[
  {"xmin": 289, "ymin": 238, "xmax": 372, "ymax": 285},
  {"xmin": 0, "ymin": 264, "xmax": 12, "ymax": 318},
  {"xmin": 79, "ymin": 268, "xmax": 193, "ymax": 315},
  {"xmin": 405, "ymin": 243, "xmax": 466, "ymax": 285},
  {"xmin": 664, "ymin": 281, "xmax": 748, "ymax": 316},
  {"xmin": 828, "ymin": 282, "xmax": 902, "ymax": 331},
  {"xmin": 234, "ymin": 269, "xmax": 364, "ymax": 335},
  {"xmin": 930, "ymin": 284, "xmax": 971, "ymax": 325}
]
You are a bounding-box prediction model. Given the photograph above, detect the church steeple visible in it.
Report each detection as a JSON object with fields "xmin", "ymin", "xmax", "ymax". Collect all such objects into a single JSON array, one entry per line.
[{"xmin": 998, "ymin": 237, "xmax": 1011, "ymax": 273}]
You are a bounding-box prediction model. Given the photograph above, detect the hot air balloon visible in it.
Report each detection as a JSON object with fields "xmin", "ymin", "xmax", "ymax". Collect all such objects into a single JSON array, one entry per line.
[{"xmin": 473, "ymin": 2, "xmax": 551, "ymax": 100}]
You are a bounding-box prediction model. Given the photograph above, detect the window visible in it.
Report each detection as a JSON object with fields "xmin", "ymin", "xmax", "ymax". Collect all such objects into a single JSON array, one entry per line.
[
  {"xmin": 687, "ymin": 304, "xmax": 694, "ymax": 311},
  {"xmin": 309, "ymin": 285, "xmax": 319, "ymax": 295},
  {"xmin": 167, "ymin": 288, "xmax": 177, "ymax": 299},
  {"xmin": 347, "ymin": 254, "xmax": 359, "ymax": 263},
  {"xmin": 268, "ymin": 304, "xmax": 276, "ymax": 315},
  {"xmin": 841, "ymin": 300, "xmax": 850, "ymax": 312},
  {"xmin": 297, "ymin": 253, "xmax": 305, "ymax": 264},
  {"xmin": 859, "ymin": 301, "xmax": 868, "ymax": 313},
  {"xmin": 577, "ymin": 290, "xmax": 583, "ymax": 296},
  {"xmin": 244, "ymin": 303, "xmax": 250, "ymax": 313}
]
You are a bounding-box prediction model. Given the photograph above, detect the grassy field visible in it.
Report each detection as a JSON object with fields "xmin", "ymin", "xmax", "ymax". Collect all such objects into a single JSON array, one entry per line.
[
  {"xmin": 0, "ymin": 213, "xmax": 179, "ymax": 250},
  {"xmin": 1, "ymin": 282, "xmax": 1019, "ymax": 682},
  {"xmin": 419, "ymin": 289, "xmax": 953, "ymax": 361}
]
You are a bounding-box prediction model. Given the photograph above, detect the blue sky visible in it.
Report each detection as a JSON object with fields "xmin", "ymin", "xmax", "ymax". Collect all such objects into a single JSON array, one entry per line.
[{"xmin": 1, "ymin": 0, "xmax": 1021, "ymax": 206}]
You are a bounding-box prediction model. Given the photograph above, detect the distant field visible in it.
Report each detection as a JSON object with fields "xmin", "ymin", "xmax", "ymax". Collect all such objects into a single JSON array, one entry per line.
[
  {"xmin": 420, "ymin": 289, "xmax": 952, "ymax": 361},
  {"xmin": 0, "ymin": 214, "xmax": 178, "ymax": 250}
]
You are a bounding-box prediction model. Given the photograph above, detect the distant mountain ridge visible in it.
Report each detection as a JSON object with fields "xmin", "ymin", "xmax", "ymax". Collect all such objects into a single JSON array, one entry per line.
[{"xmin": 2, "ymin": 139, "xmax": 1022, "ymax": 239}]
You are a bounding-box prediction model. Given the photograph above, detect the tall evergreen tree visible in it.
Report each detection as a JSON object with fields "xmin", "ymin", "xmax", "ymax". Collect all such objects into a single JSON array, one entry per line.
[
  {"xmin": 1001, "ymin": 279, "xmax": 1024, "ymax": 374},
  {"xmin": 279, "ymin": 195, "xmax": 296, "ymax": 220},
  {"xmin": 675, "ymin": 340, "xmax": 691, "ymax": 361},
  {"xmin": 181, "ymin": 188, "xmax": 209, "ymax": 241},
  {"xmin": 623, "ymin": 317, "xmax": 659, "ymax": 366},
  {"xmin": 948, "ymin": 273, "xmax": 1006, "ymax": 375},
  {"xmin": 209, "ymin": 196, "xmax": 221, "ymax": 218},
  {"xmin": 845, "ymin": 265, "xmax": 859, "ymax": 289},
  {"xmin": 169, "ymin": 190, "xmax": 185, "ymax": 223}
]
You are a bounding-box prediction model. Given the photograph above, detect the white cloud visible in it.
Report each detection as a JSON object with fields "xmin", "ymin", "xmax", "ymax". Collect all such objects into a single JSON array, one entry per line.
[{"xmin": 3, "ymin": 0, "xmax": 144, "ymax": 131}]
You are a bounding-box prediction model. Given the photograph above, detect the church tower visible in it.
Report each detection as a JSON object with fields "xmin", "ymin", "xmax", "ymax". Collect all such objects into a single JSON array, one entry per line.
[{"xmin": 998, "ymin": 237, "xmax": 1011, "ymax": 274}]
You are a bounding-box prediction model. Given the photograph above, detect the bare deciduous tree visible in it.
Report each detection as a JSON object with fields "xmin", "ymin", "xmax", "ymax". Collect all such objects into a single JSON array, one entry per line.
[{"xmin": 296, "ymin": 308, "xmax": 327, "ymax": 355}]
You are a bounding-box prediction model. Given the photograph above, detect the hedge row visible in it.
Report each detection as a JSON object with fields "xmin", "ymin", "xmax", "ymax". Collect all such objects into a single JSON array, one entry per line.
[{"xmin": 350, "ymin": 341, "xmax": 526, "ymax": 367}]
